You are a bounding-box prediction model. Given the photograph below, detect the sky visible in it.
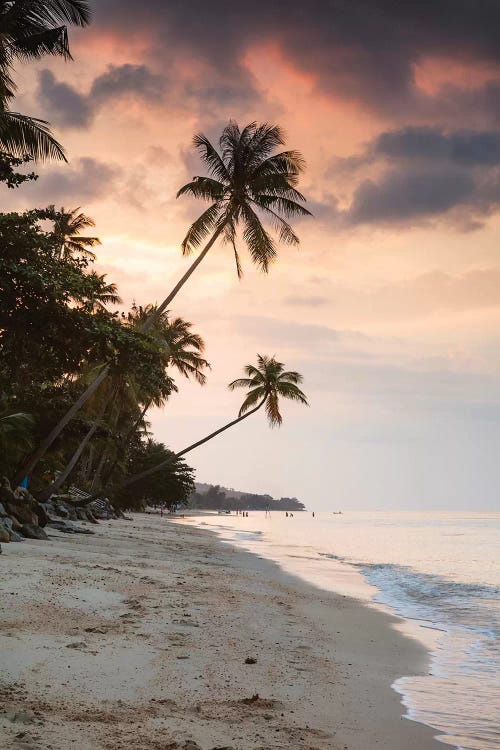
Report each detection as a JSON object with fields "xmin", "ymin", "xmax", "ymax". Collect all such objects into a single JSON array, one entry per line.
[{"xmin": 8, "ymin": 1, "xmax": 500, "ymax": 510}]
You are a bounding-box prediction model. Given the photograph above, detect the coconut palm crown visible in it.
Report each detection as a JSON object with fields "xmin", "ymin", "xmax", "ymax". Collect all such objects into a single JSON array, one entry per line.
[
  {"xmin": 127, "ymin": 304, "xmax": 210, "ymax": 386},
  {"xmin": 52, "ymin": 206, "xmax": 101, "ymax": 260},
  {"xmin": 177, "ymin": 121, "xmax": 312, "ymax": 277},
  {"xmin": 228, "ymin": 354, "xmax": 308, "ymax": 427}
]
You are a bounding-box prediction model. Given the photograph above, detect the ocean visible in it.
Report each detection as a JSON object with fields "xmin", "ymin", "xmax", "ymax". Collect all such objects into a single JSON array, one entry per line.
[{"xmin": 188, "ymin": 511, "xmax": 500, "ymax": 750}]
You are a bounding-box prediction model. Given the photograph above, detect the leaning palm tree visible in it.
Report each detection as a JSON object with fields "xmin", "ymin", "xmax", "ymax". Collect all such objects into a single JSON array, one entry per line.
[
  {"xmin": 17, "ymin": 121, "xmax": 310, "ymax": 481},
  {"xmin": 0, "ymin": 1, "xmax": 91, "ymax": 160},
  {"xmin": 144, "ymin": 121, "xmax": 311, "ymax": 331},
  {"xmin": 52, "ymin": 206, "xmax": 101, "ymax": 260},
  {"xmin": 122, "ymin": 355, "xmax": 308, "ymax": 488}
]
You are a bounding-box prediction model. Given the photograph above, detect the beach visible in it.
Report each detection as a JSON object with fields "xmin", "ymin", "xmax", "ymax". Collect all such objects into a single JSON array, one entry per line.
[{"xmin": 0, "ymin": 514, "xmax": 444, "ymax": 750}]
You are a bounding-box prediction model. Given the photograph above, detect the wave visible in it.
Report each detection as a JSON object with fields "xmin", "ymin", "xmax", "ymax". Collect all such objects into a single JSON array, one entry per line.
[{"xmin": 317, "ymin": 555, "xmax": 500, "ymax": 750}]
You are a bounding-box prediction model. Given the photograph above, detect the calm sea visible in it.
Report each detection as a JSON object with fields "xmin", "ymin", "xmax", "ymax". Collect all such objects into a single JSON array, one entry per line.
[{"xmin": 187, "ymin": 511, "xmax": 500, "ymax": 750}]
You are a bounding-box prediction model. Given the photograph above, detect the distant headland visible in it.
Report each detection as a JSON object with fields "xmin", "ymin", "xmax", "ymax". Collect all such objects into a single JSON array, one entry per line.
[{"xmin": 189, "ymin": 483, "xmax": 306, "ymax": 512}]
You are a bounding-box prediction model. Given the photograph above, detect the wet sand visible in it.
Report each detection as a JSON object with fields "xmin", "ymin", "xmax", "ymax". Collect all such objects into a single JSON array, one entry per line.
[{"xmin": 0, "ymin": 514, "xmax": 444, "ymax": 749}]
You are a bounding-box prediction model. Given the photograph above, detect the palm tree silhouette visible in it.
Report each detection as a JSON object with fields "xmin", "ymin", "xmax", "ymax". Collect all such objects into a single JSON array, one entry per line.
[
  {"xmin": 128, "ymin": 305, "xmax": 210, "ymax": 385},
  {"xmin": 123, "ymin": 355, "xmax": 308, "ymax": 487},
  {"xmin": 145, "ymin": 121, "xmax": 311, "ymax": 330},
  {"xmin": 0, "ymin": 1, "xmax": 91, "ymax": 161},
  {"xmin": 52, "ymin": 206, "xmax": 101, "ymax": 260}
]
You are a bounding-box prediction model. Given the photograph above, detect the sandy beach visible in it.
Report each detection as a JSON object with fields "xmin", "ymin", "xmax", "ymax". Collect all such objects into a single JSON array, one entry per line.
[{"xmin": 0, "ymin": 514, "xmax": 445, "ymax": 750}]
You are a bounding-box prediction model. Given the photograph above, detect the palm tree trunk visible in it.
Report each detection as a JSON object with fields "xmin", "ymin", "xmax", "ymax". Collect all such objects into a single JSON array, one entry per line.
[
  {"xmin": 15, "ymin": 365, "xmax": 110, "ymax": 485},
  {"xmin": 123, "ymin": 398, "xmax": 266, "ymax": 489},
  {"xmin": 82, "ymin": 444, "xmax": 94, "ymax": 483},
  {"xmin": 43, "ymin": 385, "xmax": 117, "ymax": 496},
  {"xmin": 90, "ymin": 446, "xmax": 109, "ymax": 489},
  {"xmin": 16, "ymin": 225, "xmax": 226, "ymax": 483},
  {"xmin": 140, "ymin": 224, "xmax": 225, "ymax": 332},
  {"xmin": 100, "ymin": 401, "xmax": 151, "ymax": 488},
  {"xmin": 48, "ymin": 420, "xmax": 100, "ymax": 495}
]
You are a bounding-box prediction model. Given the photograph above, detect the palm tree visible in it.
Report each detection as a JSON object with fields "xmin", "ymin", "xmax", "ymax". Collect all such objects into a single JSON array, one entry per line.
[
  {"xmin": 123, "ymin": 355, "xmax": 308, "ymax": 487},
  {"xmin": 128, "ymin": 305, "xmax": 210, "ymax": 384},
  {"xmin": 81, "ymin": 272, "xmax": 121, "ymax": 312},
  {"xmin": 143, "ymin": 120, "xmax": 311, "ymax": 331},
  {"xmin": 18, "ymin": 121, "xmax": 310, "ymax": 480},
  {"xmin": 0, "ymin": 1, "xmax": 91, "ymax": 161},
  {"xmin": 52, "ymin": 206, "xmax": 101, "ymax": 260}
]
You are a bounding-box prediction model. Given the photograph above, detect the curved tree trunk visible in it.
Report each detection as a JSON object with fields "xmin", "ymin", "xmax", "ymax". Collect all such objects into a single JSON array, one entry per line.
[
  {"xmin": 48, "ymin": 420, "xmax": 100, "ymax": 496},
  {"xmin": 140, "ymin": 225, "xmax": 224, "ymax": 332},
  {"xmin": 15, "ymin": 365, "xmax": 110, "ymax": 485},
  {"xmin": 100, "ymin": 401, "xmax": 151, "ymax": 488},
  {"xmin": 16, "ymin": 225, "xmax": 226, "ymax": 483},
  {"xmin": 122, "ymin": 398, "xmax": 266, "ymax": 489}
]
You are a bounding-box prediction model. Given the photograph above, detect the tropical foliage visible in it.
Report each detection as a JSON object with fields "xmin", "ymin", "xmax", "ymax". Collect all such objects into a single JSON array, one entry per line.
[{"xmin": 0, "ymin": 0, "xmax": 90, "ymax": 160}]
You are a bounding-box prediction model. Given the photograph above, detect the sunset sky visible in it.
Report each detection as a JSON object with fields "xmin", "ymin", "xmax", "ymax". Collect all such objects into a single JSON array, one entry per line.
[{"xmin": 8, "ymin": 1, "xmax": 500, "ymax": 509}]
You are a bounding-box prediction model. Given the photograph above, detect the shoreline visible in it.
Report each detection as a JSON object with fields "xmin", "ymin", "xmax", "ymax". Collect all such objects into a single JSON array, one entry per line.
[{"xmin": 0, "ymin": 514, "xmax": 446, "ymax": 749}]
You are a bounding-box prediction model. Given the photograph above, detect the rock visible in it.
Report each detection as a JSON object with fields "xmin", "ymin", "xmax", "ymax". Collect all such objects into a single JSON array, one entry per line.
[
  {"xmin": 0, "ymin": 517, "xmax": 23, "ymax": 542},
  {"xmin": 9, "ymin": 515, "xmax": 23, "ymax": 532},
  {"xmin": 20, "ymin": 524, "xmax": 48, "ymax": 540},
  {"xmin": 0, "ymin": 521, "xmax": 10, "ymax": 543},
  {"xmin": 244, "ymin": 657, "xmax": 257, "ymax": 664},
  {"xmin": 75, "ymin": 507, "xmax": 89, "ymax": 521},
  {"xmin": 47, "ymin": 520, "xmax": 74, "ymax": 533},
  {"xmin": 2, "ymin": 481, "xmax": 40, "ymax": 527},
  {"xmin": 10, "ymin": 506, "xmax": 38, "ymax": 526},
  {"xmin": 35, "ymin": 502, "xmax": 48, "ymax": 528},
  {"xmin": 0, "ymin": 501, "xmax": 7, "ymax": 516},
  {"xmin": 54, "ymin": 503, "xmax": 70, "ymax": 518}
]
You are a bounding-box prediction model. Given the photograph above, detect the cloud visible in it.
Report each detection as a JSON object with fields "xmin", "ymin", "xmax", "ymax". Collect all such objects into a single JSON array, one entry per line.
[
  {"xmin": 344, "ymin": 127, "xmax": 500, "ymax": 167},
  {"xmin": 327, "ymin": 126, "xmax": 500, "ymax": 228},
  {"xmin": 22, "ymin": 157, "xmax": 120, "ymax": 203},
  {"xmin": 94, "ymin": 1, "xmax": 500, "ymax": 123},
  {"xmin": 38, "ymin": 70, "xmax": 93, "ymax": 127},
  {"xmin": 347, "ymin": 166, "xmax": 475, "ymax": 225},
  {"xmin": 37, "ymin": 64, "xmax": 166, "ymax": 128}
]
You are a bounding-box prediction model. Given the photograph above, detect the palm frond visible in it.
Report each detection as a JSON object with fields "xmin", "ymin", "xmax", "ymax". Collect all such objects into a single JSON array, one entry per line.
[
  {"xmin": 227, "ymin": 377, "xmax": 255, "ymax": 391},
  {"xmin": 241, "ymin": 204, "xmax": 277, "ymax": 272},
  {"xmin": 276, "ymin": 382, "xmax": 309, "ymax": 405},
  {"xmin": 251, "ymin": 200, "xmax": 300, "ymax": 246},
  {"xmin": 238, "ymin": 386, "xmax": 266, "ymax": 416},
  {"xmin": 5, "ymin": 1, "xmax": 91, "ymax": 27},
  {"xmin": 253, "ymin": 194, "xmax": 312, "ymax": 219},
  {"xmin": 278, "ymin": 370, "xmax": 304, "ymax": 384},
  {"xmin": 193, "ymin": 132, "xmax": 230, "ymax": 183},
  {"xmin": 265, "ymin": 391, "xmax": 282, "ymax": 427},
  {"xmin": 176, "ymin": 176, "xmax": 225, "ymax": 201},
  {"xmin": 8, "ymin": 26, "xmax": 71, "ymax": 61},
  {"xmin": 0, "ymin": 109, "xmax": 66, "ymax": 161},
  {"xmin": 244, "ymin": 123, "xmax": 286, "ymax": 171},
  {"xmin": 180, "ymin": 201, "xmax": 223, "ymax": 255}
]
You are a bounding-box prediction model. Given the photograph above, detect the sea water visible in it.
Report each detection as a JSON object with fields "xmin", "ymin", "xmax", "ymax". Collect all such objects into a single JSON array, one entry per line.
[{"xmin": 186, "ymin": 511, "xmax": 499, "ymax": 750}]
